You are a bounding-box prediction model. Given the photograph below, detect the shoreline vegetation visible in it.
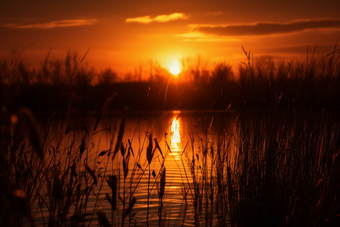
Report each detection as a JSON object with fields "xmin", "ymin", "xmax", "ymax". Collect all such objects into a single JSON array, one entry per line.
[
  {"xmin": 1, "ymin": 45, "xmax": 340, "ymax": 112},
  {"xmin": 1, "ymin": 46, "xmax": 340, "ymax": 226}
]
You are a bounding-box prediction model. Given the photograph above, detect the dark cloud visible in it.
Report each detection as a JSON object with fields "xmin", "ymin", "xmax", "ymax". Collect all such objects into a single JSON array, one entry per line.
[
  {"xmin": 261, "ymin": 43, "xmax": 339, "ymax": 55},
  {"xmin": 194, "ymin": 19, "xmax": 340, "ymax": 36},
  {"xmin": 3, "ymin": 19, "xmax": 97, "ymax": 29}
]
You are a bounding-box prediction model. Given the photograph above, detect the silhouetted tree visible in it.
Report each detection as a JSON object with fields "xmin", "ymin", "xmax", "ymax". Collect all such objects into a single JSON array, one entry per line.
[{"xmin": 98, "ymin": 69, "xmax": 117, "ymax": 85}]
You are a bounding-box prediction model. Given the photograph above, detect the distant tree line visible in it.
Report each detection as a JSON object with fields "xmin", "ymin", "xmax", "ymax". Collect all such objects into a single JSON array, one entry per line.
[{"xmin": 1, "ymin": 49, "xmax": 340, "ymax": 112}]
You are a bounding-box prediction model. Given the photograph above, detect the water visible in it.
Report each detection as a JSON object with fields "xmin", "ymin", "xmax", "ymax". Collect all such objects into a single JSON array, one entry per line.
[
  {"xmin": 18, "ymin": 109, "xmax": 340, "ymax": 227},
  {"xmin": 28, "ymin": 110, "xmax": 237, "ymax": 227}
]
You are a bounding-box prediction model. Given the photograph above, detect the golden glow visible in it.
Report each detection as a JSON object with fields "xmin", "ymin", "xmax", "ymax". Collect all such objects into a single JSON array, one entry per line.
[
  {"xmin": 170, "ymin": 117, "xmax": 181, "ymax": 160},
  {"xmin": 126, "ymin": 13, "xmax": 188, "ymax": 24},
  {"xmin": 171, "ymin": 117, "xmax": 181, "ymax": 144},
  {"xmin": 170, "ymin": 64, "xmax": 181, "ymax": 75}
]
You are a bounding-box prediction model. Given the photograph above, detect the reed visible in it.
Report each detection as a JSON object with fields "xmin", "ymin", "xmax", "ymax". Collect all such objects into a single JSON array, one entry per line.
[
  {"xmin": 224, "ymin": 45, "xmax": 340, "ymax": 226},
  {"xmin": 1, "ymin": 44, "xmax": 340, "ymax": 227},
  {"xmin": 0, "ymin": 55, "xmax": 114, "ymax": 226}
]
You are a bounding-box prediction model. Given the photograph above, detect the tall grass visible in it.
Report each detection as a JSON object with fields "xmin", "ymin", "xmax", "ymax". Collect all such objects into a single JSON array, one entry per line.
[
  {"xmin": 1, "ymin": 45, "xmax": 340, "ymax": 226},
  {"xmin": 227, "ymin": 45, "xmax": 340, "ymax": 226}
]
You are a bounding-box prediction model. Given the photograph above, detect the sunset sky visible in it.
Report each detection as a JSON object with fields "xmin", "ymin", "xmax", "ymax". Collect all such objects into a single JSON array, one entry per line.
[{"xmin": 1, "ymin": 0, "xmax": 340, "ymax": 75}]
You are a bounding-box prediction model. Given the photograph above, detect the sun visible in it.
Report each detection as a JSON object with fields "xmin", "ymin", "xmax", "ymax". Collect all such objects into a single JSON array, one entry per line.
[{"xmin": 170, "ymin": 63, "xmax": 181, "ymax": 75}]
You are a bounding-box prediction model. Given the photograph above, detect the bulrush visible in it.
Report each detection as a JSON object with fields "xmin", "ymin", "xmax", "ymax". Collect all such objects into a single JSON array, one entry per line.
[
  {"xmin": 147, "ymin": 133, "xmax": 154, "ymax": 164},
  {"xmin": 158, "ymin": 167, "xmax": 166, "ymax": 226},
  {"xmin": 106, "ymin": 175, "xmax": 117, "ymax": 211},
  {"xmin": 146, "ymin": 133, "xmax": 154, "ymax": 226},
  {"xmin": 113, "ymin": 118, "xmax": 126, "ymax": 161}
]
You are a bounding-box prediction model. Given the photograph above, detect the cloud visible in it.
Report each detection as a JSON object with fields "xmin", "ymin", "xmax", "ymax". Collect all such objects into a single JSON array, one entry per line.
[
  {"xmin": 193, "ymin": 19, "xmax": 340, "ymax": 36},
  {"xmin": 126, "ymin": 13, "xmax": 187, "ymax": 24},
  {"xmin": 259, "ymin": 43, "xmax": 340, "ymax": 55},
  {"xmin": 5, "ymin": 19, "xmax": 97, "ymax": 29},
  {"xmin": 125, "ymin": 16, "xmax": 152, "ymax": 24},
  {"xmin": 176, "ymin": 31, "xmax": 239, "ymax": 42}
]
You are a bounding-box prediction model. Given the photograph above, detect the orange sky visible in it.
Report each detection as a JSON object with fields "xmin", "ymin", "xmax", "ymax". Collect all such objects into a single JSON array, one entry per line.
[{"xmin": 1, "ymin": 0, "xmax": 340, "ymax": 76}]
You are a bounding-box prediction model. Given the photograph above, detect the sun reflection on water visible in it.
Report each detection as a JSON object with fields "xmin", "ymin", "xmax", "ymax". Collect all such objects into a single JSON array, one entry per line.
[
  {"xmin": 170, "ymin": 117, "xmax": 181, "ymax": 160},
  {"xmin": 171, "ymin": 117, "xmax": 180, "ymax": 144}
]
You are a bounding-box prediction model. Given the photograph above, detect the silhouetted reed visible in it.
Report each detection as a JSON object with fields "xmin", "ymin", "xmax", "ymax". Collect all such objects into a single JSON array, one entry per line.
[{"xmin": 1, "ymin": 44, "xmax": 340, "ymax": 227}]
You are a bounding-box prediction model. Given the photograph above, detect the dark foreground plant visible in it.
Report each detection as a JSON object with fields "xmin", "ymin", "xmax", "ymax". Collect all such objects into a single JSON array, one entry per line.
[{"xmin": 1, "ymin": 44, "xmax": 340, "ymax": 227}]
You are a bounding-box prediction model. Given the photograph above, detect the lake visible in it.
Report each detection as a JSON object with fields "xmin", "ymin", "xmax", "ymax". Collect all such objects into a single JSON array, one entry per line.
[
  {"xmin": 12, "ymin": 108, "xmax": 340, "ymax": 227},
  {"xmin": 27, "ymin": 110, "xmax": 237, "ymax": 227}
]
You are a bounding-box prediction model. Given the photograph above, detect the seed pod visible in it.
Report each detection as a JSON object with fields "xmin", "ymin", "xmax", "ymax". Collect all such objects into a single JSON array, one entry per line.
[
  {"xmin": 98, "ymin": 149, "xmax": 109, "ymax": 157},
  {"xmin": 85, "ymin": 164, "xmax": 97, "ymax": 185},
  {"xmin": 120, "ymin": 142, "xmax": 125, "ymax": 157},
  {"xmin": 106, "ymin": 175, "xmax": 117, "ymax": 211},
  {"xmin": 123, "ymin": 157, "xmax": 129, "ymax": 179},
  {"xmin": 113, "ymin": 118, "xmax": 126, "ymax": 160},
  {"xmin": 79, "ymin": 136, "xmax": 86, "ymax": 155},
  {"xmin": 147, "ymin": 133, "xmax": 154, "ymax": 164}
]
